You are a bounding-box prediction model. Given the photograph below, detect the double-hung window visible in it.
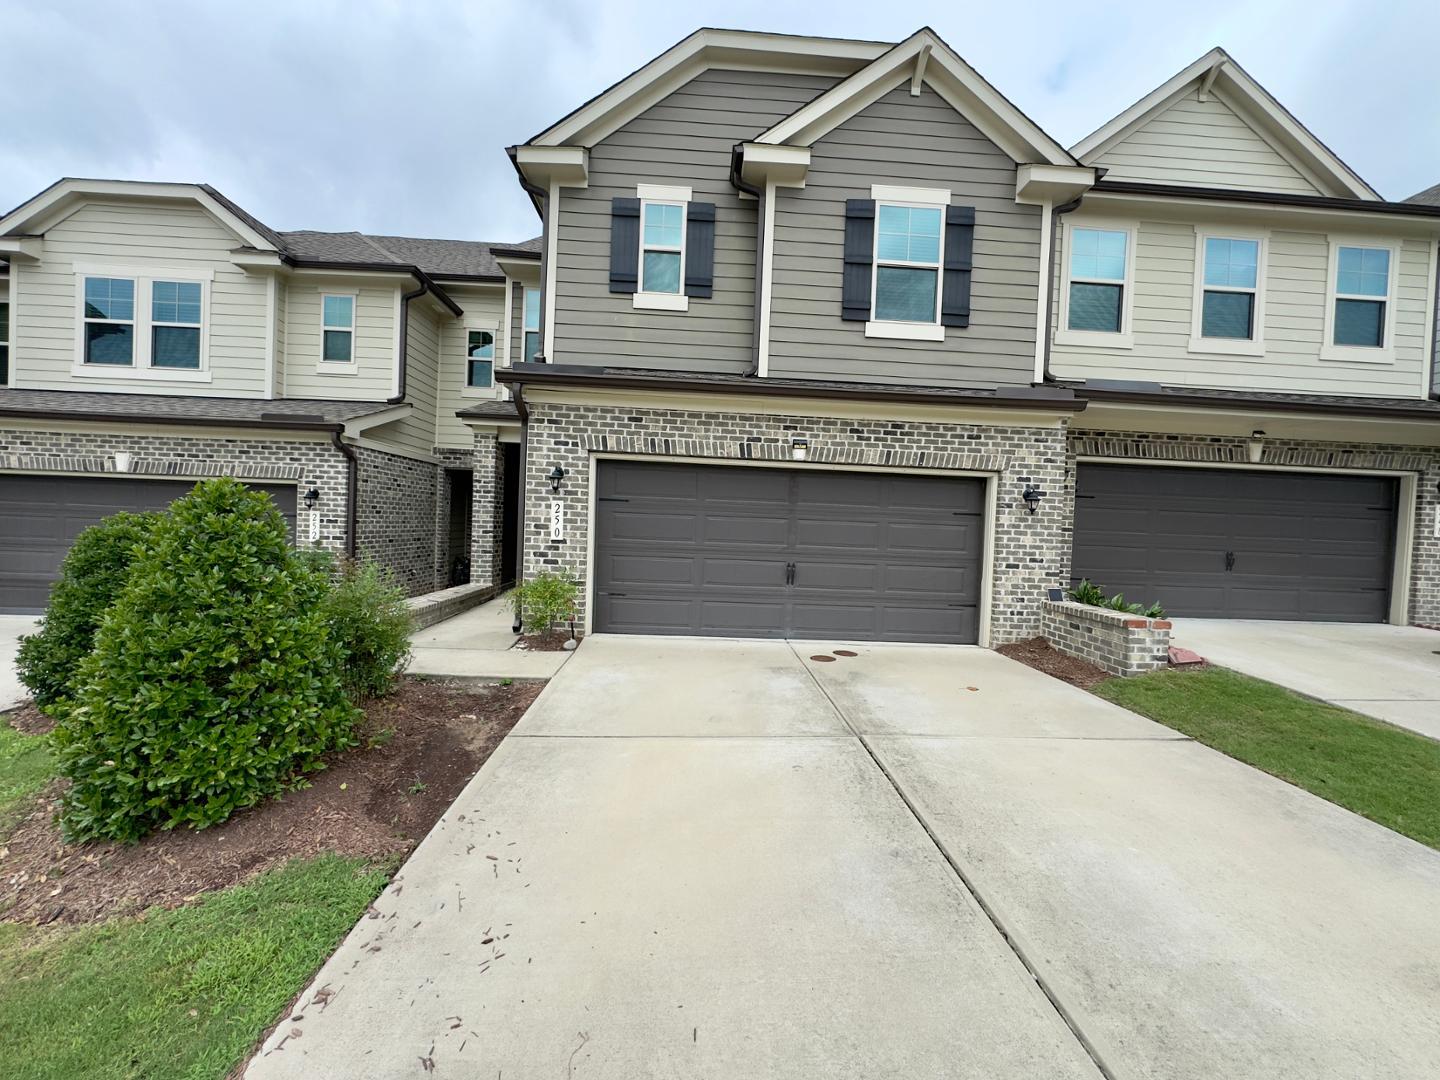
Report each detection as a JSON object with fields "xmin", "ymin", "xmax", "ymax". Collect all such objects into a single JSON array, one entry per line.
[
  {"xmin": 1065, "ymin": 227, "xmax": 1129, "ymax": 336},
  {"xmin": 321, "ymin": 295, "xmax": 355, "ymax": 364},
  {"xmin": 873, "ymin": 203, "xmax": 944, "ymax": 324},
  {"xmin": 1325, "ymin": 244, "xmax": 1392, "ymax": 356},
  {"xmin": 641, "ymin": 202, "xmax": 684, "ymax": 293},
  {"xmin": 522, "ymin": 288, "xmax": 540, "ymax": 362},
  {"xmin": 466, "ymin": 329, "xmax": 495, "ymax": 388},
  {"xmin": 1189, "ymin": 235, "xmax": 1264, "ymax": 354},
  {"xmin": 77, "ymin": 273, "xmax": 210, "ymax": 376},
  {"xmin": 83, "ymin": 277, "xmax": 136, "ymax": 365},
  {"xmin": 0, "ymin": 298, "xmax": 9, "ymax": 385},
  {"xmin": 150, "ymin": 281, "xmax": 202, "ymax": 368}
]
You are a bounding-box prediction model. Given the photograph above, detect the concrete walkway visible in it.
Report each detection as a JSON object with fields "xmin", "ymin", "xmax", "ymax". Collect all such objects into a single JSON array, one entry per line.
[
  {"xmin": 1173, "ymin": 619, "xmax": 1440, "ymax": 739},
  {"xmin": 0, "ymin": 614, "xmax": 37, "ymax": 711},
  {"xmin": 408, "ymin": 594, "xmax": 572, "ymax": 680},
  {"xmin": 246, "ymin": 637, "xmax": 1440, "ymax": 1080}
]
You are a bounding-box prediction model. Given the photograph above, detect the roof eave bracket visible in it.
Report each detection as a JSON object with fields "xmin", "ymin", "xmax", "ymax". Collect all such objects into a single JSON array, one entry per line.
[{"xmin": 910, "ymin": 44, "xmax": 932, "ymax": 97}]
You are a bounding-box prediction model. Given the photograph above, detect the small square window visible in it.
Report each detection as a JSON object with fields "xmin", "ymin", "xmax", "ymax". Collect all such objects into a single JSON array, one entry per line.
[
  {"xmin": 1201, "ymin": 291, "xmax": 1254, "ymax": 339},
  {"xmin": 84, "ymin": 277, "xmax": 134, "ymax": 321},
  {"xmin": 1068, "ymin": 282, "xmax": 1122, "ymax": 333},
  {"xmin": 85, "ymin": 322, "xmax": 134, "ymax": 365},
  {"xmin": 1334, "ymin": 299, "xmax": 1384, "ymax": 348},
  {"xmin": 1070, "ymin": 228, "xmax": 1127, "ymax": 281},
  {"xmin": 874, "ymin": 266, "xmax": 938, "ymax": 322}
]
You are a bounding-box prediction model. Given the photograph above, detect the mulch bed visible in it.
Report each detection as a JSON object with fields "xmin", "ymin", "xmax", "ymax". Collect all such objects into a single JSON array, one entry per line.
[
  {"xmin": 4, "ymin": 702, "xmax": 55, "ymax": 737},
  {"xmin": 0, "ymin": 677, "xmax": 542, "ymax": 926},
  {"xmin": 513, "ymin": 629, "xmax": 581, "ymax": 652},
  {"xmin": 997, "ymin": 637, "xmax": 1115, "ymax": 690}
]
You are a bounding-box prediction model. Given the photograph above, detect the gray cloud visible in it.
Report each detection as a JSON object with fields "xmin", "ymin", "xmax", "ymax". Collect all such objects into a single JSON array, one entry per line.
[{"xmin": 3, "ymin": 0, "xmax": 1435, "ymax": 245}]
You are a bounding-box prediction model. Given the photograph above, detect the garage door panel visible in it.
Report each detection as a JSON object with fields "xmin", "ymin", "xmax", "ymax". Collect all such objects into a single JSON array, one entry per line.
[
  {"xmin": 594, "ymin": 462, "xmax": 984, "ymax": 643},
  {"xmin": 1073, "ymin": 464, "xmax": 1395, "ymax": 622}
]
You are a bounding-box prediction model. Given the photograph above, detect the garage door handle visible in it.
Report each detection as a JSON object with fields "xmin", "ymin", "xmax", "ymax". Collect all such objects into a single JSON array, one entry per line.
[
  {"xmin": 1225, "ymin": 550, "xmax": 1235, "ymax": 571},
  {"xmin": 785, "ymin": 562, "xmax": 795, "ymax": 586}
]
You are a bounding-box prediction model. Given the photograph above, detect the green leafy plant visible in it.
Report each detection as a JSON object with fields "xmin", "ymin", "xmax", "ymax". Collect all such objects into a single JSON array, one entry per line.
[
  {"xmin": 51, "ymin": 478, "xmax": 358, "ymax": 843},
  {"xmin": 1142, "ymin": 602, "xmax": 1167, "ymax": 619},
  {"xmin": 16, "ymin": 511, "xmax": 162, "ymax": 711},
  {"xmin": 1067, "ymin": 579, "xmax": 1106, "ymax": 607},
  {"xmin": 318, "ymin": 557, "xmax": 413, "ymax": 701},
  {"xmin": 1066, "ymin": 579, "xmax": 1165, "ymax": 620},
  {"xmin": 509, "ymin": 572, "xmax": 577, "ymax": 634}
]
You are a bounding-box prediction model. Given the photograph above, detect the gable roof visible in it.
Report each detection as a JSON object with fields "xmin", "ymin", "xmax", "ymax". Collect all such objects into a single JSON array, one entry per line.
[
  {"xmin": 526, "ymin": 27, "xmax": 887, "ymax": 148},
  {"xmin": 1407, "ymin": 182, "xmax": 1440, "ymax": 207},
  {"xmin": 279, "ymin": 232, "xmax": 540, "ymax": 280},
  {"xmin": 1072, "ymin": 48, "xmax": 1378, "ymax": 201},
  {"xmin": 751, "ymin": 27, "xmax": 1076, "ymax": 166}
]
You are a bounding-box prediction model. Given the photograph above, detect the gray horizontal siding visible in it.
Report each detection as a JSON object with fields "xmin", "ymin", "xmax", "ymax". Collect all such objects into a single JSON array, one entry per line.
[
  {"xmin": 766, "ymin": 84, "xmax": 1042, "ymax": 389},
  {"xmin": 552, "ymin": 68, "xmax": 838, "ymax": 374}
]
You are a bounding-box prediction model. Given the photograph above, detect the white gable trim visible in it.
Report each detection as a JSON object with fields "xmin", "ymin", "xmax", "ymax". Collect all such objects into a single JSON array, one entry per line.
[
  {"xmin": 752, "ymin": 29, "xmax": 1075, "ymax": 167},
  {"xmin": 0, "ymin": 179, "xmax": 282, "ymax": 251},
  {"xmin": 528, "ymin": 29, "xmax": 887, "ymax": 148},
  {"xmin": 1072, "ymin": 49, "xmax": 1378, "ymax": 201}
]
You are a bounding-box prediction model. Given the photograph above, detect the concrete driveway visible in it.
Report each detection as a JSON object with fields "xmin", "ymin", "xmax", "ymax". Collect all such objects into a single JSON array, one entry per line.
[
  {"xmin": 0, "ymin": 614, "xmax": 37, "ymax": 711},
  {"xmin": 1174, "ymin": 620, "xmax": 1440, "ymax": 739},
  {"xmin": 246, "ymin": 637, "xmax": 1440, "ymax": 1080}
]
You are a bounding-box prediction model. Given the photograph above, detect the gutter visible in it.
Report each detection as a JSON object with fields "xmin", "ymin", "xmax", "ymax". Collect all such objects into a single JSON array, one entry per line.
[
  {"xmin": 389, "ymin": 280, "xmax": 429, "ymax": 405},
  {"xmin": 495, "ymin": 364, "xmax": 1086, "ymax": 412},
  {"xmin": 0, "ymin": 407, "xmax": 344, "ymax": 432},
  {"xmin": 329, "ymin": 429, "xmax": 360, "ymax": 557},
  {"xmin": 1076, "ymin": 385, "xmax": 1440, "ymax": 422},
  {"xmin": 510, "ymin": 384, "xmax": 530, "ymax": 633},
  {"xmin": 1091, "ymin": 180, "xmax": 1440, "ymax": 220},
  {"xmin": 729, "ymin": 144, "xmax": 767, "ymax": 376}
]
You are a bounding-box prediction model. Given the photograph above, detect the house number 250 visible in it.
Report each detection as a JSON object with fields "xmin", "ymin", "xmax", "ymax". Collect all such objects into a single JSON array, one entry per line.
[{"xmin": 550, "ymin": 500, "xmax": 564, "ymax": 541}]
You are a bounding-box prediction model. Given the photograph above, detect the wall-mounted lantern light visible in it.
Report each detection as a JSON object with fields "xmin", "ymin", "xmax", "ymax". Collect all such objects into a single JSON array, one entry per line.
[
  {"xmin": 1247, "ymin": 429, "xmax": 1267, "ymax": 464},
  {"xmin": 303, "ymin": 487, "xmax": 321, "ymax": 511},
  {"xmin": 791, "ymin": 438, "xmax": 810, "ymax": 462},
  {"xmin": 1022, "ymin": 484, "xmax": 1045, "ymax": 515},
  {"xmin": 548, "ymin": 465, "xmax": 567, "ymax": 494}
]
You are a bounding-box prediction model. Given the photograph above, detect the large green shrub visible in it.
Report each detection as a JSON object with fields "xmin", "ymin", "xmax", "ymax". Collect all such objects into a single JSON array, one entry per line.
[
  {"xmin": 16, "ymin": 511, "xmax": 161, "ymax": 710},
  {"xmin": 509, "ymin": 572, "xmax": 577, "ymax": 633},
  {"xmin": 52, "ymin": 478, "xmax": 358, "ymax": 843},
  {"xmin": 318, "ymin": 557, "xmax": 413, "ymax": 700}
]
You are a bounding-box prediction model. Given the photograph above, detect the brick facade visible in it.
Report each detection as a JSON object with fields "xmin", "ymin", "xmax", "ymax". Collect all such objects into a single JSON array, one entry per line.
[
  {"xmin": 354, "ymin": 445, "xmax": 442, "ymax": 596},
  {"xmin": 522, "ymin": 401, "xmax": 1072, "ymax": 644},
  {"xmin": 434, "ymin": 447, "xmax": 475, "ymax": 587},
  {"xmin": 1040, "ymin": 599, "xmax": 1172, "ymax": 676},
  {"xmin": 1067, "ymin": 429, "xmax": 1440, "ymax": 626},
  {"xmin": 471, "ymin": 431, "xmax": 505, "ymax": 588}
]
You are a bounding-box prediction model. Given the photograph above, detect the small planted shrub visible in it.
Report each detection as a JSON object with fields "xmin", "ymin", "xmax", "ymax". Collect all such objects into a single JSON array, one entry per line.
[
  {"xmin": 1067, "ymin": 579, "xmax": 1166, "ymax": 621},
  {"xmin": 319, "ymin": 557, "xmax": 414, "ymax": 700},
  {"xmin": 52, "ymin": 478, "xmax": 358, "ymax": 843},
  {"xmin": 16, "ymin": 511, "xmax": 162, "ymax": 710},
  {"xmin": 510, "ymin": 572, "xmax": 577, "ymax": 634}
]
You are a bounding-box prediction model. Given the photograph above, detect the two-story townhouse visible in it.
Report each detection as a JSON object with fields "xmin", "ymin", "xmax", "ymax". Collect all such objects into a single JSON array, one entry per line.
[
  {"xmin": 0, "ymin": 178, "xmax": 536, "ymax": 611},
  {"xmin": 491, "ymin": 27, "xmax": 1440, "ymax": 645}
]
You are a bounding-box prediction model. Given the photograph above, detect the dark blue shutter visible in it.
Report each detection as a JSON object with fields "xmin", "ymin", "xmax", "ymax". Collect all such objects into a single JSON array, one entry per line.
[
  {"xmin": 683, "ymin": 202, "xmax": 715, "ymax": 298},
  {"xmin": 609, "ymin": 197, "xmax": 640, "ymax": 294},
  {"xmin": 842, "ymin": 199, "xmax": 875, "ymax": 322},
  {"xmin": 941, "ymin": 205, "xmax": 975, "ymax": 328}
]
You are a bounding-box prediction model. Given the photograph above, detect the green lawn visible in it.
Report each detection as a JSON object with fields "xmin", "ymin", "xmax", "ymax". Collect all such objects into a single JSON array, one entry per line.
[
  {"xmin": 0, "ymin": 854, "xmax": 389, "ymax": 1080},
  {"xmin": 0, "ymin": 720, "xmax": 54, "ymax": 839},
  {"xmin": 1097, "ymin": 667, "xmax": 1440, "ymax": 849}
]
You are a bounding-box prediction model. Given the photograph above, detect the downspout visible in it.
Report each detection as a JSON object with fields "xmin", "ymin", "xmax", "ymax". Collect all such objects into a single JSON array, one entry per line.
[
  {"xmin": 511, "ymin": 161, "xmax": 550, "ymax": 362},
  {"xmin": 388, "ymin": 278, "xmax": 428, "ymax": 404},
  {"xmin": 510, "ymin": 384, "xmax": 530, "ymax": 633},
  {"xmin": 1430, "ymin": 238, "xmax": 1440, "ymax": 400},
  {"xmin": 729, "ymin": 144, "xmax": 766, "ymax": 376},
  {"xmin": 1040, "ymin": 193, "xmax": 1086, "ymax": 385},
  {"xmin": 330, "ymin": 429, "xmax": 360, "ymax": 558}
]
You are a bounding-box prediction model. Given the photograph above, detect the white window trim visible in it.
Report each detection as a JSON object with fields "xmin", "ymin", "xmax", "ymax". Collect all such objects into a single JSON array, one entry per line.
[
  {"xmin": 633, "ymin": 191, "xmax": 689, "ymax": 312},
  {"xmin": 521, "ymin": 286, "xmax": 542, "ymax": 363},
  {"xmin": 461, "ymin": 320, "xmax": 500, "ymax": 398},
  {"xmin": 1320, "ymin": 238, "xmax": 1398, "ymax": 365},
  {"xmin": 71, "ymin": 268, "xmax": 212, "ymax": 382},
  {"xmin": 0, "ymin": 287, "xmax": 10, "ymax": 387},
  {"xmin": 1054, "ymin": 220, "xmax": 1136, "ymax": 350},
  {"xmin": 317, "ymin": 292, "xmax": 358, "ymax": 373},
  {"xmin": 1187, "ymin": 230, "xmax": 1268, "ymax": 358},
  {"xmin": 866, "ymin": 185, "xmax": 949, "ymax": 342}
]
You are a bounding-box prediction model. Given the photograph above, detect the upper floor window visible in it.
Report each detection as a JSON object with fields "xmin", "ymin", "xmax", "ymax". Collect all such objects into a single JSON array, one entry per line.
[
  {"xmin": 641, "ymin": 201, "xmax": 684, "ymax": 294},
  {"xmin": 1188, "ymin": 235, "xmax": 1266, "ymax": 356},
  {"xmin": 0, "ymin": 299, "xmax": 9, "ymax": 385},
  {"xmin": 1332, "ymin": 246, "xmax": 1390, "ymax": 349},
  {"xmin": 77, "ymin": 272, "xmax": 209, "ymax": 376},
  {"xmin": 321, "ymin": 295, "xmax": 355, "ymax": 363},
  {"xmin": 467, "ymin": 330, "xmax": 494, "ymax": 388},
  {"xmin": 83, "ymin": 277, "xmax": 136, "ymax": 365},
  {"xmin": 1066, "ymin": 227, "xmax": 1129, "ymax": 334},
  {"xmin": 522, "ymin": 288, "xmax": 540, "ymax": 362},
  {"xmin": 873, "ymin": 203, "xmax": 943, "ymax": 324},
  {"xmin": 150, "ymin": 281, "xmax": 202, "ymax": 369}
]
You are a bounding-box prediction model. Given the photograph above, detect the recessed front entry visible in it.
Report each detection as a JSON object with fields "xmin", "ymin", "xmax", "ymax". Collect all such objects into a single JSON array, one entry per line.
[
  {"xmin": 1072, "ymin": 463, "xmax": 1398, "ymax": 622},
  {"xmin": 592, "ymin": 460, "xmax": 985, "ymax": 643}
]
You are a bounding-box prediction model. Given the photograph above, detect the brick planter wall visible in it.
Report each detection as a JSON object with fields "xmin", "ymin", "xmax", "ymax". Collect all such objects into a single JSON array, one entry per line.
[
  {"xmin": 1041, "ymin": 599, "xmax": 1171, "ymax": 677},
  {"xmin": 522, "ymin": 401, "xmax": 1071, "ymax": 644}
]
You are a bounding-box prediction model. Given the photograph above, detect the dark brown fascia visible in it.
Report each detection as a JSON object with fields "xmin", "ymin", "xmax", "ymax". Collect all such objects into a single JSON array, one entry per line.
[
  {"xmin": 0, "ymin": 407, "xmax": 347, "ymax": 432},
  {"xmin": 494, "ymin": 365, "xmax": 1087, "ymax": 412},
  {"xmin": 1093, "ymin": 180, "xmax": 1440, "ymax": 220},
  {"xmin": 1076, "ymin": 386, "xmax": 1440, "ymax": 421},
  {"xmin": 285, "ymin": 259, "xmax": 464, "ymax": 316}
]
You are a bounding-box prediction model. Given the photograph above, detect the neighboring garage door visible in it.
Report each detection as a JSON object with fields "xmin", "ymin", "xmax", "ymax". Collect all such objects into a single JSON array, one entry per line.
[
  {"xmin": 1072, "ymin": 464, "xmax": 1397, "ymax": 622},
  {"xmin": 593, "ymin": 461, "xmax": 985, "ymax": 643},
  {"xmin": 0, "ymin": 475, "xmax": 298, "ymax": 614}
]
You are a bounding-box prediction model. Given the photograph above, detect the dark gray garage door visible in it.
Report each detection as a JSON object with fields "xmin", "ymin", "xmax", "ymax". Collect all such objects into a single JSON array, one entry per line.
[
  {"xmin": 0, "ymin": 475, "xmax": 298, "ymax": 614},
  {"xmin": 1073, "ymin": 464, "xmax": 1397, "ymax": 622},
  {"xmin": 593, "ymin": 461, "xmax": 985, "ymax": 643}
]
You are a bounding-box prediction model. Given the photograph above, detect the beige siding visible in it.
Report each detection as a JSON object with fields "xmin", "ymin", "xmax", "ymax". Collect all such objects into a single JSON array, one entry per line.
[
  {"xmin": 551, "ymin": 68, "xmax": 839, "ymax": 373},
  {"xmin": 12, "ymin": 199, "xmax": 269, "ymax": 395},
  {"xmin": 436, "ymin": 283, "xmax": 507, "ymax": 449},
  {"xmin": 282, "ymin": 279, "xmax": 398, "ymax": 400},
  {"xmin": 1050, "ymin": 212, "xmax": 1432, "ymax": 397},
  {"xmin": 365, "ymin": 302, "xmax": 442, "ymax": 458},
  {"xmin": 272, "ymin": 277, "xmax": 286, "ymax": 397},
  {"xmin": 1095, "ymin": 90, "xmax": 1322, "ymax": 195}
]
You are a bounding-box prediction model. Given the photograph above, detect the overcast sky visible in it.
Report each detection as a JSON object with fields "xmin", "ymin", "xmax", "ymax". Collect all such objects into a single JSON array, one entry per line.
[{"xmin": 4, "ymin": 1, "xmax": 1437, "ymax": 244}]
